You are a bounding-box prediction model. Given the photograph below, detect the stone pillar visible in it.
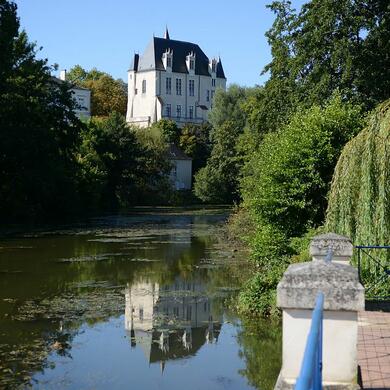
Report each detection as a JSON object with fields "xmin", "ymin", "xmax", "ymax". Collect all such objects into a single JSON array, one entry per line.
[
  {"xmin": 275, "ymin": 234, "xmax": 364, "ymax": 390},
  {"xmin": 310, "ymin": 232, "xmax": 353, "ymax": 265}
]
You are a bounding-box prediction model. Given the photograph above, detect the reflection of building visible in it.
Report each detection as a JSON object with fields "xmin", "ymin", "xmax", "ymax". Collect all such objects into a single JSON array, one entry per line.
[{"xmin": 125, "ymin": 278, "xmax": 222, "ymax": 367}]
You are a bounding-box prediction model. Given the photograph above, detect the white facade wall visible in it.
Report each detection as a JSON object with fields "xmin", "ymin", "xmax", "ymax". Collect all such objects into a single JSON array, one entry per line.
[
  {"xmin": 71, "ymin": 88, "xmax": 91, "ymax": 119},
  {"xmin": 127, "ymin": 65, "xmax": 226, "ymax": 127},
  {"xmin": 127, "ymin": 70, "xmax": 159, "ymax": 127},
  {"xmin": 169, "ymin": 159, "xmax": 192, "ymax": 190}
]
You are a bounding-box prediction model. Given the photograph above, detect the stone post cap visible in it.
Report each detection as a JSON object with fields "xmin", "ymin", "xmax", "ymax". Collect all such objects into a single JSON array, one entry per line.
[
  {"xmin": 277, "ymin": 260, "xmax": 364, "ymax": 311},
  {"xmin": 310, "ymin": 232, "xmax": 353, "ymax": 259}
]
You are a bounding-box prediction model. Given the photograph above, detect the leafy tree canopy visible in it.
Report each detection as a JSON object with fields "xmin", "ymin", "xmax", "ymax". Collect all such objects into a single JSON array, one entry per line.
[
  {"xmin": 249, "ymin": 0, "xmax": 390, "ymax": 136},
  {"xmin": 326, "ymin": 99, "xmax": 390, "ymax": 246},
  {"xmin": 67, "ymin": 65, "xmax": 127, "ymax": 116},
  {"xmin": 0, "ymin": 0, "xmax": 83, "ymax": 220},
  {"xmin": 242, "ymin": 94, "xmax": 364, "ymax": 240}
]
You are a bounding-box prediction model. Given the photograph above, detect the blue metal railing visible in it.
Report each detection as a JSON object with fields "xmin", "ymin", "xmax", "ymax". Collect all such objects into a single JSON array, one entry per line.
[{"xmin": 295, "ymin": 292, "xmax": 324, "ymax": 390}]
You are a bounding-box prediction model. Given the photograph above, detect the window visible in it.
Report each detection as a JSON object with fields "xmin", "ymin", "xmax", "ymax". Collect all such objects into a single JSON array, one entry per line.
[
  {"xmin": 186, "ymin": 305, "xmax": 192, "ymax": 321},
  {"xmin": 206, "ymin": 90, "xmax": 210, "ymax": 102},
  {"xmin": 176, "ymin": 78, "xmax": 182, "ymax": 95},
  {"xmin": 176, "ymin": 105, "xmax": 182, "ymax": 118},
  {"xmin": 142, "ymin": 79, "xmax": 146, "ymax": 94},
  {"xmin": 189, "ymin": 80, "xmax": 194, "ymax": 96},
  {"xmin": 139, "ymin": 307, "xmax": 144, "ymax": 321},
  {"xmin": 212, "ymin": 78, "xmax": 216, "ymax": 87},
  {"xmin": 211, "ymin": 90, "xmax": 215, "ymax": 100},
  {"xmin": 171, "ymin": 162, "xmax": 177, "ymax": 176},
  {"xmin": 189, "ymin": 106, "xmax": 194, "ymax": 119},
  {"xmin": 212, "ymin": 61, "xmax": 216, "ymax": 73},
  {"xmin": 166, "ymin": 77, "xmax": 171, "ymax": 94},
  {"xmin": 190, "ymin": 58, "xmax": 195, "ymax": 70},
  {"xmin": 165, "ymin": 103, "xmax": 171, "ymax": 117},
  {"xmin": 167, "ymin": 56, "xmax": 172, "ymax": 68}
]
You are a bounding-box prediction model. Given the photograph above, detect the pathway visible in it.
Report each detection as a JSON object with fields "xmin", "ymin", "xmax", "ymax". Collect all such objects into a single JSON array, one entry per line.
[{"xmin": 358, "ymin": 311, "xmax": 390, "ymax": 389}]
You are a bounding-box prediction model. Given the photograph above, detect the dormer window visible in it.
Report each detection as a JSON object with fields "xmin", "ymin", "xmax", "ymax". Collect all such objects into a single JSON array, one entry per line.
[
  {"xmin": 186, "ymin": 52, "xmax": 196, "ymax": 74},
  {"xmin": 162, "ymin": 49, "xmax": 173, "ymax": 71},
  {"xmin": 210, "ymin": 59, "xmax": 217, "ymax": 74}
]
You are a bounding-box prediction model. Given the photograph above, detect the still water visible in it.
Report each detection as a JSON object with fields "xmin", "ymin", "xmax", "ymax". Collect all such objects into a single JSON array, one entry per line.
[{"xmin": 0, "ymin": 209, "xmax": 281, "ymax": 389}]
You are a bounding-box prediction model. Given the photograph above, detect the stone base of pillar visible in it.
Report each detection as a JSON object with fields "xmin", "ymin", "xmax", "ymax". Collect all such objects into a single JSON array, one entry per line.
[{"xmin": 274, "ymin": 373, "xmax": 360, "ymax": 390}]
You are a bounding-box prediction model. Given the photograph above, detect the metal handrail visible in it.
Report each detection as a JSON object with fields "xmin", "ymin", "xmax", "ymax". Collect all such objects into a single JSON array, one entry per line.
[
  {"xmin": 356, "ymin": 245, "xmax": 390, "ymax": 249},
  {"xmin": 295, "ymin": 292, "xmax": 324, "ymax": 390},
  {"xmin": 356, "ymin": 245, "xmax": 390, "ymax": 299}
]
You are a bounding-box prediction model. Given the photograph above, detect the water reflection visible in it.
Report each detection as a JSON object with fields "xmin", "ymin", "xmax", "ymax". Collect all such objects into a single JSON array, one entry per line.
[
  {"xmin": 125, "ymin": 278, "xmax": 222, "ymax": 369},
  {"xmin": 0, "ymin": 209, "xmax": 281, "ymax": 389}
]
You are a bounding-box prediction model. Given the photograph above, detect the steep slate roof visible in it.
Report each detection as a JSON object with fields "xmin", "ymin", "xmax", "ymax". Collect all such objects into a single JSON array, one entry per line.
[
  {"xmin": 50, "ymin": 76, "xmax": 90, "ymax": 91},
  {"xmin": 130, "ymin": 53, "xmax": 139, "ymax": 71},
  {"xmin": 137, "ymin": 36, "xmax": 226, "ymax": 79},
  {"xmin": 216, "ymin": 58, "xmax": 226, "ymax": 79},
  {"xmin": 167, "ymin": 144, "xmax": 192, "ymax": 161}
]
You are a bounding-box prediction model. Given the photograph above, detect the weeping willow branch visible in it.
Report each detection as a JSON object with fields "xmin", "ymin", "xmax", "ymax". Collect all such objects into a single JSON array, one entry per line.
[{"xmin": 326, "ymin": 99, "xmax": 390, "ymax": 246}]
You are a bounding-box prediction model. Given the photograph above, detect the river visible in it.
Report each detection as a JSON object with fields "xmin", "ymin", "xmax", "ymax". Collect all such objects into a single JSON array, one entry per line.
[{"xmin": 0, "ymin": 208, "xmax": 281, "ymax": 389}]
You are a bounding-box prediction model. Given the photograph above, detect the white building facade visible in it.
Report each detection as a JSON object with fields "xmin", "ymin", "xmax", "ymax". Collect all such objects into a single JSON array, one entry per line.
[
  {"xmin": 59, "ymin": 70, "xmax": 91, "ymax": 119},
  {"xmin": 168, "ymin": 144, "xmax": 192, "ymax": 190},
  {"xmin": 126, "ymin": 29, "xmax": 226, "ymax": 127}
]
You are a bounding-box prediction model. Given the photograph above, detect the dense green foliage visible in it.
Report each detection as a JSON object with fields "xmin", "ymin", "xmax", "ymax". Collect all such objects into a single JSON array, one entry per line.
[
  {"xmin": 67, "ymin": 65, "xmax": 127, "ymax": 116},
  {"xmin": 326, "ymin": 100, "xmax": 390, "ymax": 245},
  {"xmin": 78, "ymin": 113, "xmax": 171, "ymax": 210},
  {"xmin": 0, "ymin": 1, "xmax": 175, "ymax": 220},
  {"xmin": 0, "ymin": 0, "xmax": 83, "ymax": 219},
  {"xmin": 220, "ymin": 0, "xmax": 390, "ymax": 317},
  {"xmin": 326, "ymin": 100, "xmax": 390, "ymax": 297},
  {"xmin": 249, "ymin": 0, "xmax": 390, "ymax": 135},
  {"xmin": 242, "ymin": 95, "xmax": 363, "ymax": 241},
  {"xmin": 179, "ymin": 122, "xmax": 212, "ymax": 174},
  {"xmin": 194, "ymin": 86, "xmax": 248, "ymax": 203},
  {"xmin": 237, "ymin": 96, "xmax": 364, "ymax": 315}
]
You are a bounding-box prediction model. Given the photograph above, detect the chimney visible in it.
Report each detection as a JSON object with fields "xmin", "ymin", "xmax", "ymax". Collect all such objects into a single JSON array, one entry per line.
[{"xmin": 59, "ymin": 69, "xmax": 67, "ymax": 81}]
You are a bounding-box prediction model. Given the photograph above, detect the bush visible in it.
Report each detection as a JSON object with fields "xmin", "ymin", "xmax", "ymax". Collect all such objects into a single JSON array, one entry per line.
[
  {"xmin": 238, "ymin": 264, "xmax": 285, "ymax": 317},
  {"xmin": 242, "ymin": 94, "xmax": 363, "ymax": 239},
  {"xmin": 236, "ymin": 95, "xmax": 364, "ymax": 317}
]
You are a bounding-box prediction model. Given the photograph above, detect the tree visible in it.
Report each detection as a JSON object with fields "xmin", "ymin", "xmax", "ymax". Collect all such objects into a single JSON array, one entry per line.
[
  {"xmin": 193, "ymin": 86, "xmax": 249, "ymax": 203},
  {"xmin": 88, "ymin": 112, "xmax": 143, "ymax": 208},
  {"xmin": 79, "ymin": 114, "xmax": 172, "ymax": 209},
  {"xmin": 242, "ymin": 94, "xmax": 363, "ymax": 242},
  {"xmin": 67, "ymin": 65, "xmax": 127, "ymax": 116},
  {"xmin": 179, "ymin": 122, "xmax": 212, "ymax": 174},
  {"xmin": 194, "ymin": 120, "xmax": 243, "ymax": 203},
  {"xmin": 154, "ymin": 119, "xmax": 181, "ymax": 144},
  {"xmin": 248, "ymin": 0, "xmax": 390, "ymax": 136},
  {"xmin": 0, "ymin": 0, "xmax": 83, "ymax": 220},
  {"xmin": 326, "ymin": 99, "xmax": 390, "ymax": 246},
  {"xmin": 208, "ymin": 84, "xmax": 248, "ymax": 140},
  {"xmin": 326, "ymin": 99, "xmax": 390, "ymax": 298}
]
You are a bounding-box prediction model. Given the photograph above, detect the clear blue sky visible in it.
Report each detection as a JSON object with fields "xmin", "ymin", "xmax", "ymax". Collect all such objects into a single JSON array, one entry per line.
[{"xmin": 14, "ymin": 0, "xmax": 304, "ymax": 87}]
